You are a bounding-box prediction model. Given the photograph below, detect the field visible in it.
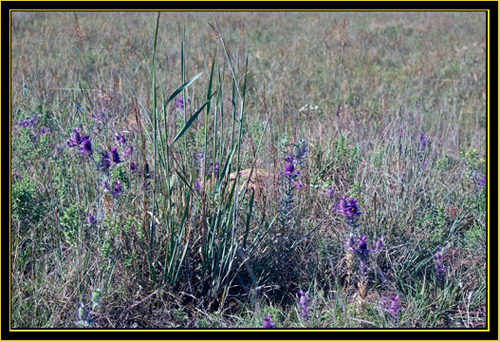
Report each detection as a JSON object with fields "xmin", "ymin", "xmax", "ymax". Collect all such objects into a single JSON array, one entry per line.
[{"xmin": 10, "ymin": 11, "xmax": 488, "ymax": 329}]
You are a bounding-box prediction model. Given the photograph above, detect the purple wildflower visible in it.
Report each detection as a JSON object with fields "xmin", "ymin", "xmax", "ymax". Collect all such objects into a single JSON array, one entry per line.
[
  {"xmin": 346, "ymin": 234, "xmax": 356, "ymax": 251},
  {"xmin": 92, "ymin": 112, "xmax": 103, "ymax": 121},
  {"xmin": 110, "ymin": 146, "xmax": 121, "ymax": 165},
  {"xmin": 262, "ymin": 314, "xmax": 275, "ymax": 328},
  {"xmin": 67, "ymin": 128, "xmax": 89, "ymax": 148},
  {"xmin": 104, "ymin": 180, "xmax": 123, "ymax": 196},
  {"xmin": 78, "ymin": 137, "xmax": 93, "ymax": 156},
  {"xmin": 86, "ymin": 212, "xmax": 96, "ymax": 225},
  {"xmin": 67, "ymin": 128, "xmax": 81, "ymax": 147},
  {"xmin": 472, "ymin": 171, "xmax": 486, "ymax": 187},
  {"xmin": 39, "ymin": 127, "xmax": 49, "ymax": 136},
  {"xmin": 195, "ymin": 179, "xmax": 201, "ymax": 193},
  {"xmin": 99, "ymin": 152, "xmax": 112, "ymax": 171},
  {"xmin": 347, "ymin": 198, "xmax": 362, "ymax": 216},
  {"xmin": 175, "ymin": 96, "xmax": 185, "ymax": 111},
  {"xmin": 480, "ymin": 175, "xmax": 486, "ymax": 186},
  {"xmin": 335, "ymin": 196, "xmax": 362, "ymax": 233},
  {"xmin": 102, "ymin": 181, "xmax": 111, "ymax": 192},
  {"xmin": 335, "ymin": 196, "xmax": 349, "ymax": 214},
  {"xmin": 335, "ymin": 196, "xmax": 362, "ymax": 217},
  {"xmin": 296, "ymin": 181, "xmax": 303, "ymax": 190},
  {"xmin": 123, "ymin": 145, "xmax": 134, "ymax": 159},
  {"xmin": 130, "ymin": 161, "xmax": 136, "ymax": 173},
  {"xmin": 297, "ymin": 290, "xmax": 314, "ymax": 325},
  {"xmin": 285, "ymin": 161, "xmax": 295, "ymax": 175},
  {"xmin": 374, "ymin": 237, "xmax": 384, "ymax": 253},
  {"xmin": 382, "ymin": 295, "xmax": 401, "ymax": 326},
  {"xmin": 357, "ymin": 235, "xmax": 369, "ymax": 254},
  {"xmin": 144, "ymin": 160, "xmax": 151, "ymax": 178},
  {"xmin": 420, "ymin": 133, "xmax": 430, "ymax": 148},
  {"xmin": 116, "ymin": 133, "xmax": 127, "ymax": 145},
  {"xmin": 434, "ymin": 247, "xmax": 446, "ymax": 277},
  {"xmin": 113, "ymin": 180, "xmax": 122, "ymax": 196},
  {"xmin": 18, "ymin": 116, "xmax": 38, "ymax": 129},
  {"xmin": 327, "ymin": 187, "xmax": 334, "ymax": 201}
]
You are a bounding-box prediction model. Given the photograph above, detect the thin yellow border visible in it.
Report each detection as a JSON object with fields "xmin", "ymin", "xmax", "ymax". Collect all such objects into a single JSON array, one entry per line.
[{"xmin": 8, "ymin": 9, "xmax": 491, "ymax": 335}]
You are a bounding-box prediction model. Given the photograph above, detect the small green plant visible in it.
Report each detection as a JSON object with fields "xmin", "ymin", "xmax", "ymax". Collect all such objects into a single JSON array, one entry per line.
[{"xmin": 60, "ymin": 204, "xmax": 81, "ymax": 245}]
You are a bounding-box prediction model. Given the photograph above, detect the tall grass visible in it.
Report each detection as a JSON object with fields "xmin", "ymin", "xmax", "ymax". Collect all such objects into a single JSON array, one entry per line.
[{"xmin": 10, "ymin": 11, "xmax": 487, "ymax": 329}]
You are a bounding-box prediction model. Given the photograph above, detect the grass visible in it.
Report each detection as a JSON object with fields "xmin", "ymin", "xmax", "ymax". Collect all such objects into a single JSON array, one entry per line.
[{"xmin": 10, "ymin": 11, "xmax": 487, "ymax": 329}]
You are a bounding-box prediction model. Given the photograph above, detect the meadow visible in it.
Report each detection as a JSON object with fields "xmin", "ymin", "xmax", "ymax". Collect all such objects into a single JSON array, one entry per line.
[{"xmin": 10, "ymin": 11, "xmax": 488, "ymax": 329}]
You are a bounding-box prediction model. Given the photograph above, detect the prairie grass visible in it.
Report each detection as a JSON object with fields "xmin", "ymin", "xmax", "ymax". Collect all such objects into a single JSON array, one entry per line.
[{"xmin": 10, "ymin": 11, "xmax": 487, "ymax": 329}]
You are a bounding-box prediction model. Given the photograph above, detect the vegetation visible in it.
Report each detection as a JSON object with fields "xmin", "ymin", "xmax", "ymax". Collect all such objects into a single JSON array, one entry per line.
[{"xmin": 11, "ymin": 11, "xmax": 487, "ymax": 329}]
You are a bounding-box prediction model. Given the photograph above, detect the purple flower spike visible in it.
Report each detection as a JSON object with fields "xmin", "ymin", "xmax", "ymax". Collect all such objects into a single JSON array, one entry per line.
[
  {"xmin": 110, "ymin": 146, "xmax": 121, "ymax": 165},
  {"xmin": 68, "ymin": 128, "xmax": 90, "ymax": 149},
  {"xmin": 175, "ymin": 96, "xmax": 185, "ymax": 111},
  {"xmin": 144, "ymin": 161, "xmax": 151, "ymax": 178},
  {"xmin": 433, "ymin": 247, "xmax": 443, "ymax": 262},
  {"xmin": 388, "ymin": 295, "xmax": 401, "ymax": 321},
  {"xmin": 297, "ymin": 290, "xmax": 314, "ymax": 324},
  {"xmin": 100, "ymin": 151, "xmax": 111, "ymax": 171},
  {"xmin": 358, "ymin": 235, "xmax": 369, "ymax": 253},
  {"xmin": 113, "ymin": 180, "xmax": 122, "ymax": 196},
  {"xmin": 382, "ymin": 295, "xmax": 402, "ymax": 327},
  {"xmin": 374, "ymin": 237, "xmax": 384, "ymax": 253},
  {"xmin": 86, "ymin": 212, "xmax": 96, "ymax": 225},
  {"xmin": 123, "ymin": 145, "xmax": 134, "ymax": 159},
  {"xmin": 262, "ymin": 314, "xmax": 275, "ymax": 328},
  {"xmin": 67, "ymin": 128, "xmax": 82, "ymax": 147},
  {"xmin": 285, "ymin": 161, "xmax": 295, "ymax": 175},
  {"xmin": 195, "ymin": 179, "xmax": 201, "ymax": 193},
  {"xmin": 328, "ymin": 187, "xmax": 334, "ymax": 201},
  {"xmin": 130, "ymin": 161, "xmax": 136, "ymax": 173},
  {"xmin": 92, "ymin": 112, "xmax": 103, "ymax": 121},
  {"xmin": 116, "ymin": 133, "xmax": 126, "ymax": 145},
  {"xmin": 79, "ymin": 138, "xmax": 92, "ymax": 156},
  {"xmin": 479, "ymin": 175, "xmax": 486, "ymax": 186},
  {"xmin": 433, "ymin": 247, "xmax": 446, "ymax": 277},
  {"xmin": 420, "ymin": 133, "xmax": 430, "ymax": 148},
  {"xmin": 346, "ymin": 234, "xmax": 356, "ymax": 251},
  {"xmin": 346, "ymin": 198, "xmax": 362, "ymax": 216},
  {"xmin": 335, "ymin": 196, "xmax": 362, "ymax": 216}
]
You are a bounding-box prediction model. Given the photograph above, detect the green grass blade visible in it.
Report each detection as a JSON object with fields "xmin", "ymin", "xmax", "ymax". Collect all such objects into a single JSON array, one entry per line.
[
  {"xmin": 166, "ymin": 72, "xmax": 203, "ymax": 105},
  {"xmin": 169, "ymin": 97, "xmax": 211, "ymax": 148}
]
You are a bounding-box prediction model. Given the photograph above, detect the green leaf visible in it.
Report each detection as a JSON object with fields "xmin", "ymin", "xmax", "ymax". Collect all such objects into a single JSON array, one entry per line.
[{"xmin": 166, "ymin": 72, "xmax": 203, "ymax": 105}]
